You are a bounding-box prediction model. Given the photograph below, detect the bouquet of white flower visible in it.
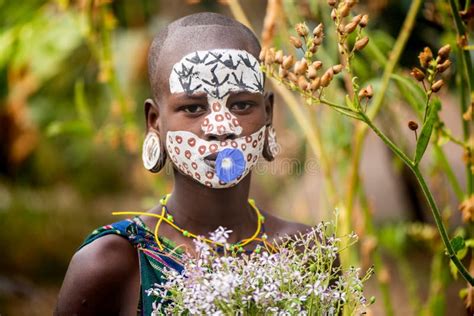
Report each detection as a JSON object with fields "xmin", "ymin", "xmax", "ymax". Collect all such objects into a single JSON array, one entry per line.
[{"xmin": 148, "ymin": 217, "xmax": 373, "ymax": 315}]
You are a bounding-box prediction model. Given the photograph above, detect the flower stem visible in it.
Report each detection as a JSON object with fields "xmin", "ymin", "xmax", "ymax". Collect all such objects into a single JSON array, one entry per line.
[
  {"xmin": 413, "ymin": 166, "xmax": 474, "ymax": 285},
  {"xmin": 358, "ymin": 113, "xmax": 474, "ymax": 285},
  {"xmin": 344, "ymin": 0, "xmax": 423, "ymax": 232},
  {"xmin": 449, "ymin": 0, "xmax": 473, "ymax": 195}
]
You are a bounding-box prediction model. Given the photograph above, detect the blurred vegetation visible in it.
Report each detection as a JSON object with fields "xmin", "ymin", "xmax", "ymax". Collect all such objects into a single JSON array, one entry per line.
[{"xmin": 0, "ymin": 0, "xmax": 473, "ymax": 315}]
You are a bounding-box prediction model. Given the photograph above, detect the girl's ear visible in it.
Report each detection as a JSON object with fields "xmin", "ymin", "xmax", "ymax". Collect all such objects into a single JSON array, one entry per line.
[
  {"xmin": 264, "ymin": 92, "xmax": 274, "ymax": 126},
  {"xmin": 144, "ymin": 98, "xmax": 160, "ymax": 132}
]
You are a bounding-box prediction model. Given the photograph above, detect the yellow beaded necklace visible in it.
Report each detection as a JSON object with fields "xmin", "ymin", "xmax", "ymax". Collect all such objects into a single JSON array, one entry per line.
[{"xmin": 113, "ymin": 194, "xmax": 274, "ymax": 253}]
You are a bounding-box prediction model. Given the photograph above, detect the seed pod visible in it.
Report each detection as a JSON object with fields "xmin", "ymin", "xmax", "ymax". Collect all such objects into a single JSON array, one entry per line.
[
  {"xmin": 344, "ymin": 21, "xmax": 358, "ymax": 34},
  {"xmin": 321, "ymin": 68, "xmax": 334, "ymax": 87},
  {"xmin": 346, "ymin": 0, "xmax": 357, "ymax": 6},
  {"xmin": 313, "ymin": 36, "xmax": 323, "ymax": 46},
  {"xmin": 408, "ymin": 120, "xmax": 418, "ymax": 131},
  {"xmin": 418, "ymin": 47, "xmax": 433, "ymax": 68},
  {"xmin": 340, "ymin": 4, "xmax": 350, "ymax": 18},
  {"xmin": 359, "ymin": 14, "xmax": 369, "ymax": 27},
  {"xmin": 295, "ymin": 23, "xmax": 309, "ymax": 37},
  {"xmin": 297, "ymin": 76, "xmax": 309, "ymax": 90},
  {"xmin": 366, "ymin": 84, "xmax": 374, "ymax": 98},
  {"xmin": 431, "ymin": 79, "xmax": 444, "ymax": 92},
  {"xmin": 327, "ymin": 0, "xmax": 337, "ymax": 6},
  {"xmin": 313, "ymin": 23, "xmax": 324, "ymax": 37},
  {"xmin": 311, "ymin": 77, "xmax": 321, "ymax": 90},
  {"xmin": 337, "ymin": 23, "xmax": 345, "ymax": 35},
  {"xmin": 410, "ymin": 67, "xmax": 425, "ymax": 81},
  {"xmin": 358, "ymin": 84, "xmax": 373, "ymax": 99},
  {"xmin": 352, "ymin": 14, "xmax": 363, "ymax": 24},
  {"xmin": 259, "ymin": 47, "xmax": 267, "ymax": 62},
  {"xmin": 332, "ymin": 64, "xmax": 343, "ymax": 74},
  {"xmin": 331, "ymin": 8, "xmax": 337, "ymax": 20},
  {"xmin": 354, "ymin": 37, "xmax": 369, "ymax": 51},
  {"xmin": 287, "ymin": 72, "xmax": 298, "ymax": 84},
  {"xmin": 436, "ymin": 59, "xmax": 451, "ymax": 73},
  {"xmin": 265, "ymin": 48, "xmax": 275, "ymax": 64},
  {"xmin": 307, "ymin": 65, "xmax": 318, "ymax": 79},
  {"xmin": 294, "ymin": 59, "xmax": 308, "ymax": 75},
  {"xmin": 278, "ymin": 66, "xmax": 288, "ymax": 78},
  {"xmin": 309, "ymin": 43, "xmax": 318, "ymax": 54},
  {"xmin": 437, "ymin": 44, "xmax": 451, "ymax": 60},
  {"xmin": 289, "ymin": 36, "xmax": 303, "ymax": 49},
  {"xmin": 275, "ymin": 50, "xmax": 284, "ymax": 64},
  {"xmin": 282, "ymin": 55, "xmax": 295, "ymax": 69},
  {"xmin": 312, "ymin": 60, "xmax": 323, "ymax": 70}
]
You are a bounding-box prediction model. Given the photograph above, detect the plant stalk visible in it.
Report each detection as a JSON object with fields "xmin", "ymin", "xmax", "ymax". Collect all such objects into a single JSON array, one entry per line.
[
  {"xmin": 345, "ymin": 0, "xmax": 423, "ymax": 216},
  {"xmin": 360, "ymin": 112, "xmax": 474, "ymax": 285},
  {"xmin": 449, "ymin": 0, "xmax": 473, "ymax": 195}
]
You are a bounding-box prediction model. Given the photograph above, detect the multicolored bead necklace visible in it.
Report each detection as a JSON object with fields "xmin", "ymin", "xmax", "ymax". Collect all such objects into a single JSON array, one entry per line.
[{"xmin": 113, "ymin": 194, "xmax": 275, "ymax": 253}]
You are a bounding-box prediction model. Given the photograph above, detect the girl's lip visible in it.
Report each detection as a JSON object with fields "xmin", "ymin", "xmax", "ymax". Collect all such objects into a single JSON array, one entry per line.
[
  {"xmin": 204, "ymin": 153, "xmax": 218, "ymax": 168},
  {"xmin": 204, "ymin": 153, "xmax": 218, "ymax": 161}
]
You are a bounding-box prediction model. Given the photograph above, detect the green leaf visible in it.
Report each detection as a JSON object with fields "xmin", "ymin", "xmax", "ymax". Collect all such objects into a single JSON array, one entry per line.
[
  {"xmin": 46, "ymin": 120, "xmax": 92, "ymax": 137},
  {"xmin": 465, "ymin": 238, "xmax": 474, "ymax": 248},
  {"xmin": 414, "ymin": 99, "xmax": 441, "ymax": 165},
  {"xmin": 345, "ymin": 94, "xmax": 354, "ymax": 109},
  {"xmin": 459, "ymin": 287, "xmax": 469, "ymax": 299},
  {"xmin": 74, "ymin": 79, "xmax": 93, "ymax": 127},
  {"xmin": 450, "ymin": 259, "xmax": 459, "ymax": 280},
  {"xmin": 450, "ymin": 235, "xmax": 466, "ymax": 254},
  {"xmin": 391, "ymin": 74, "xmax": 426, "ymax": 114}
]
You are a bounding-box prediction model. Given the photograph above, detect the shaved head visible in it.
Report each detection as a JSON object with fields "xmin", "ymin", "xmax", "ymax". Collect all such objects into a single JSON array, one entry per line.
[{"xmin": 147, "ymin": 12, "xmax": 261, "ymax": 102}]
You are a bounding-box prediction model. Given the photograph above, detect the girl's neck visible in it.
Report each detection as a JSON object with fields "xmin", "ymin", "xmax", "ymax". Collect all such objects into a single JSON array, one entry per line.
[{"xmin": 165, "ymin": 171, "xmax": 256, "ymax": 241}]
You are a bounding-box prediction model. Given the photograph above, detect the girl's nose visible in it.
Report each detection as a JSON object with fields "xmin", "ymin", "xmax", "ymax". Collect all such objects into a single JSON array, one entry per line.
[
  {"xmin": 205, "ymin": 131, "xmax": 237, "ymax": 142},
  {"xmin": 201, "ymin": 102, "xmax": 243, "ymax": 138}
]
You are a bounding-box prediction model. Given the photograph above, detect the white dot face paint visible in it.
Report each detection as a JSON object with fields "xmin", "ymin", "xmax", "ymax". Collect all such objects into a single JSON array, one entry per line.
[{"xmin": 167, "ymin": 49, "xmax": 266, "ymax": 188}]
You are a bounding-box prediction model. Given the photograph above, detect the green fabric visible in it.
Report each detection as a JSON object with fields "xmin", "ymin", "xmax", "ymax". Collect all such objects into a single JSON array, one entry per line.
[{"xmin": 80, "ymin": 217, "xmax": 184, "ymax": 315}]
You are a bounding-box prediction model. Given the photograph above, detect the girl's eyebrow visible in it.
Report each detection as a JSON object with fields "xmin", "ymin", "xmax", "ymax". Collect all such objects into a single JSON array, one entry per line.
[
  {"xmin": 228, "ymin": 91, "xmax": 263, "ymax": 98},
  {"xmin": 172, "ymin": 92, "xmax": 207, "ymax": 101},
  {"xmin": 184, "ymin": 93, "xmax": 207, "ymax": 99}
]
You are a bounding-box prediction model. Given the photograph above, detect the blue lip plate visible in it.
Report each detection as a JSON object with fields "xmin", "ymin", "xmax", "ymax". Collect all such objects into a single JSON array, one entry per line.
[{"xmin": 215, "ymin": 148, "xmax": 246, "ymax": 183}]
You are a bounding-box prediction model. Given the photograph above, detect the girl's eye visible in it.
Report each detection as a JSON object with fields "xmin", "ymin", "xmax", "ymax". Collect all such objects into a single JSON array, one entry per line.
[
  {"xmin": 230, "ymin": 102, "xmax": 252, "ymax": 112},
  {"xmin": 183, "ymin": 104, "xmax": 206, "ymax": 114}
]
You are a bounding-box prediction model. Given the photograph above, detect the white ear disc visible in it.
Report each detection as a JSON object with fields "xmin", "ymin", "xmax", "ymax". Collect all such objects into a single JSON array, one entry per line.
[{"xmin": 142, "ymin": 132, "xmax": 161, "ymax": 171}]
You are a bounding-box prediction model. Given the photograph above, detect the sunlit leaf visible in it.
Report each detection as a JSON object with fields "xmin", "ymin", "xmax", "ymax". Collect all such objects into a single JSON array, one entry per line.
[
  {"xmin": 414, "ymin": 99, "xmax": 441, "ymax": 165},
  {"xmin": 12, "ymin": 10, "xmax": 82, "ymax": 80},
  {"xmin": 46, "ymin": 120, "xmax": 92, "ymax": 137},
  {"xmin": 450, "ymin": 235, "xmax": 466, "ymax": 254},
  {"xmin": 450, "ymin": 259, "xmax": 459, "ymax": 280},
  {"xmin": 74, "ymin": 79, "xmax": 93, "ymax": 127},
  {"xmin": 391, "ymin": 73, "xmax": 425, "ymax": 114}
]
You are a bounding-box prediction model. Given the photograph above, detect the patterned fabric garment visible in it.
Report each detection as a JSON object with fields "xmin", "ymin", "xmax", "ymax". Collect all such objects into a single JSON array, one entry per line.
[{"xmin": 79, "ymin": 217, "xmax": 185, "ymax": 315}]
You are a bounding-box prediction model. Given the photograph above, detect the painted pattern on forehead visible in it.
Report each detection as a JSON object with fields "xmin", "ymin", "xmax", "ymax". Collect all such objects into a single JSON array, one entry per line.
[
  {"xmin": 170, "ymin": 49, "xmax": 263, "ymax": 137},
  {"xmin": 169, "ymin": 49, "xmax": 264, "ymax": 98}
]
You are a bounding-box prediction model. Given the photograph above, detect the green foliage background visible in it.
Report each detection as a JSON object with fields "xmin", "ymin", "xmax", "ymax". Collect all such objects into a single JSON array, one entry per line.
[{"xmin": 0, "ymin": 0, "xmax": 471, "ymax": 314}]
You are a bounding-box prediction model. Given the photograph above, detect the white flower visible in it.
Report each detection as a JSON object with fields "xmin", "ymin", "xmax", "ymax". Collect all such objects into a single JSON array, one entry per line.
[
  {"xmin": 151, "ymin": 217, "xmax": 372, "ymax": 315},
  {"xmin": 209, "ymin": 226, "xmax": 232, "ymax": 244},
  {"xmin": 193, "ymin": 237, "xmax": 211, "ymax": 258},
  {"xmin": 332, "ymin": 290, "xmax": 346, "ymax": 302}
]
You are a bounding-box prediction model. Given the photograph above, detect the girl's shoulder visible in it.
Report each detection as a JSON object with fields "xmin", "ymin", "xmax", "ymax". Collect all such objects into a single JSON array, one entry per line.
[{"xmin": 55, "ymin": 220, "xmax": 140, "ymax": 315}]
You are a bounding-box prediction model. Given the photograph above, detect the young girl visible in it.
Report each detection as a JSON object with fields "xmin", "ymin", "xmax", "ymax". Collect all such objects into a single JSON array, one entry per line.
[{"xmin": 55, "ymin": 12, "xmax": 308, "ymax": 315}]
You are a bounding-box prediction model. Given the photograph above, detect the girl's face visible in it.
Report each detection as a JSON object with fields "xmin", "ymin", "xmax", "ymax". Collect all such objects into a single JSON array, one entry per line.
[{"xmin": 151, "ymin": 49, "xmax": 272, "ymax": 188}]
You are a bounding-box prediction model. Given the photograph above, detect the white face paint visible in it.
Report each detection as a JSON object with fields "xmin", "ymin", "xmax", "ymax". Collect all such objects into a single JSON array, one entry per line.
[{"xmin": 167, "ymin": 49, "xmax": 266, "ymax": 188}]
